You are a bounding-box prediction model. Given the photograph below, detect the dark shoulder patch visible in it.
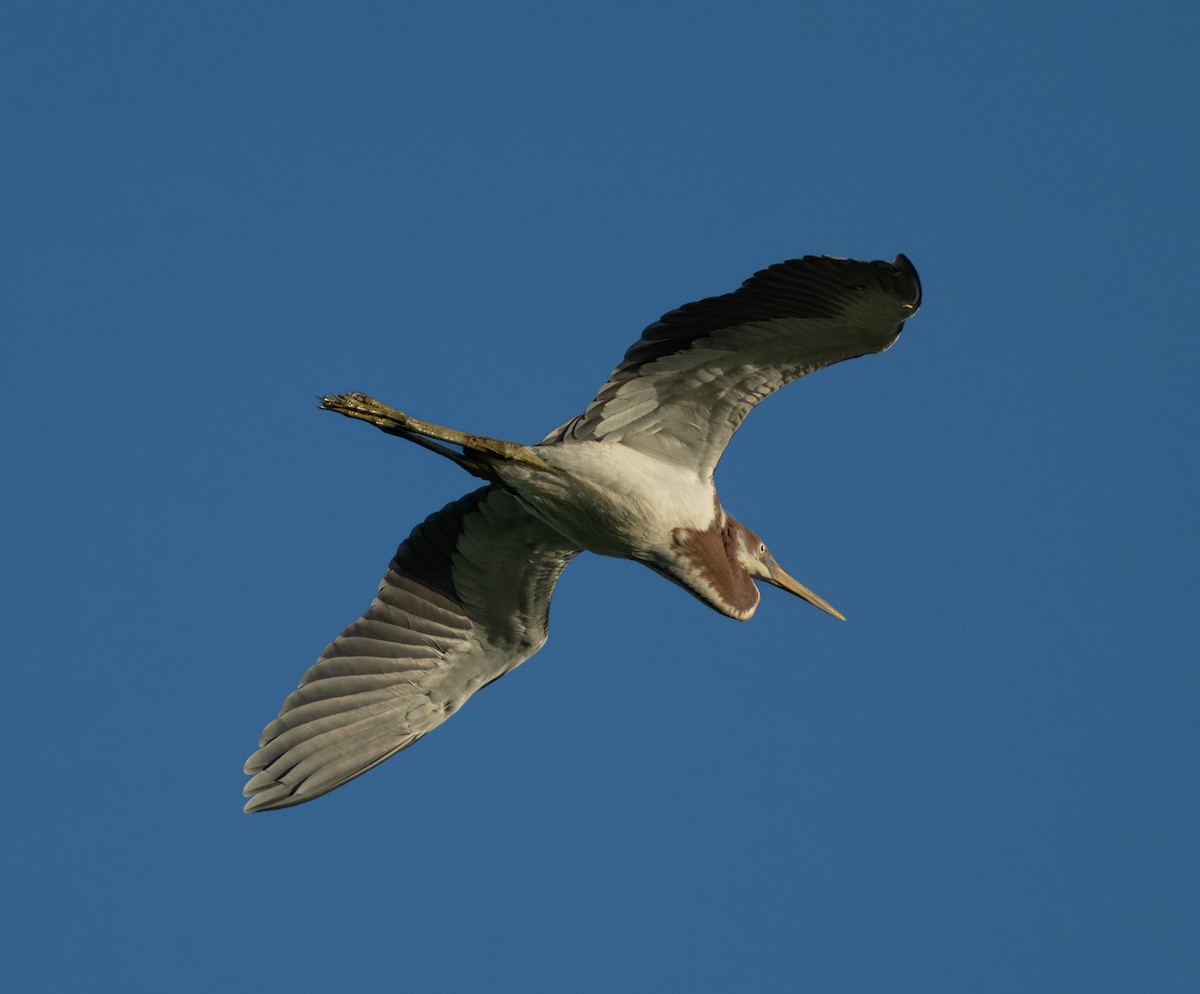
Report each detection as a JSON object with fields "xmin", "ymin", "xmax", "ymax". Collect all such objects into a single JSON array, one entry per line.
[{"xmin": 389, "ymin": 486, "xmax": 496, "ymax": 600}]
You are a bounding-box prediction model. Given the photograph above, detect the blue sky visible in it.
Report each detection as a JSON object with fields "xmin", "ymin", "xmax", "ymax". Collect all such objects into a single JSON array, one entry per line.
[{"xmin": 4, "ymin": 2, "xmax": 1197, "ymax": 990}]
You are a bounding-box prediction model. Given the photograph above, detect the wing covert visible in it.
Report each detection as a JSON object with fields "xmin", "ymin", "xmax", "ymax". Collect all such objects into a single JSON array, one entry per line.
[
  {"xmin": 544, "ymin": 254, "xmax": 921, "ymax": 477},
  {"xmin": 243, "ymin": 486, "xmax": 579, "ymax": 811}
]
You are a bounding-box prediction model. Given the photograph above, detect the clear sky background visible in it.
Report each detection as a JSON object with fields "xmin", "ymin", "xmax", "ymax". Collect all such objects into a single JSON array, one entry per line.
[{"xmin": 4, "ymin": 2, "xmax": 1197, "ymax": 991}]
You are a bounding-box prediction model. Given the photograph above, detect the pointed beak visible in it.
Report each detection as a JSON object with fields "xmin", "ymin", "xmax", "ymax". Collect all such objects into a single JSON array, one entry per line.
[{"xmin": 761, "ymin": 555, "xmax": 846, "ymax": 621}]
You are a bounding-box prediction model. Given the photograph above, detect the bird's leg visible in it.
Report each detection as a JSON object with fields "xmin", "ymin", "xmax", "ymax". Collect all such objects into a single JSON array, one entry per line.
[{"xmin": 318, "ymin": 392, "xmax": 555, "ymax": 476}]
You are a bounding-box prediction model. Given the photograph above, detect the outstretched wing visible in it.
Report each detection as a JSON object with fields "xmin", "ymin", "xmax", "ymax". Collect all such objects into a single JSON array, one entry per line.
[
  {"xmin": 243, "ymin": 486, "xmax": 580, "ymax": 812},
  {"xmin": 544, "ymin": 254, "xmax": 921, "ymax": 478}
]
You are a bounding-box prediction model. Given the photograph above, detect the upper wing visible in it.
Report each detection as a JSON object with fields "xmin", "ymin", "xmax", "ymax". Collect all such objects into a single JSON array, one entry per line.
[
  {"xmin": 543, "ymin": 254, "xmax": 921, "ymax": 478},
  {"xmin": 243, "ymin": 486, "xmax": 580, "ymax": 812}
]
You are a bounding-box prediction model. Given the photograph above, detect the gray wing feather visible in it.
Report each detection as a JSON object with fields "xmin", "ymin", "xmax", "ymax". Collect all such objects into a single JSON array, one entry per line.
[
  {"xmin": 543, "ymin": 254, "xmax": 921, "ymax": 476},
  {"xmin": 243, "ymin": 486, "xmax": 579, "ymax": 812}
]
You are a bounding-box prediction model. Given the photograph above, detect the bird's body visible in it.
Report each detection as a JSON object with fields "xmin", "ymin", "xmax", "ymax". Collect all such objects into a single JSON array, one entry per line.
[
  {"xmin": 495, "ymin": 439, "xmax": 716, "ymax": 560},
  {"xmin": 244, "ymin": 253, "xmax": 922, "ymax": 812}
]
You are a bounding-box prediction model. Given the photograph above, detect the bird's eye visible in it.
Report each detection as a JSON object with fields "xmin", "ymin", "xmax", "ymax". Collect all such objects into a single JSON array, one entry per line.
[{"xmin": 758, "ymin": 543, "xmax": 766, "ymax": 556}]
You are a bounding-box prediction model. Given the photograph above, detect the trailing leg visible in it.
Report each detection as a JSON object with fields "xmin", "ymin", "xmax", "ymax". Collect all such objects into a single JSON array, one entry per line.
[{"xmin": 318, "ymin": 392, "xmax": 555, "ymax": 478}]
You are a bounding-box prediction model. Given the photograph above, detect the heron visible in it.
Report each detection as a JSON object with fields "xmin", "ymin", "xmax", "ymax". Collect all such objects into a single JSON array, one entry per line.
[{"xmin": 243, "ymin": 253, "xmax": 921, "ymax": 812}]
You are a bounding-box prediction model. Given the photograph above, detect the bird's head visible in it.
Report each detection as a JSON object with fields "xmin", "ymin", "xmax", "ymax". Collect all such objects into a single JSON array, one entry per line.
[
  {"xmin": 652, "ymin": 516, "xmax": 846, "ymax": 622},
  {"xmin": 729, "ymin": 520, "xmax": 846, "ymax": 622}
]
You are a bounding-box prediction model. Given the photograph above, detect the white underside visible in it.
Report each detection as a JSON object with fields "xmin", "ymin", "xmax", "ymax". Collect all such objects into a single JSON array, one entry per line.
[{"xmin": 494, "ymin": 441, "xmax": 718, "ymax": 562}]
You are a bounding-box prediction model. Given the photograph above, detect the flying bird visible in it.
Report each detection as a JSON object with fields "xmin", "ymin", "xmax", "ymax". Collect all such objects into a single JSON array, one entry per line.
[{"xmin": 243, "ymin": 253, "xmax": 922, "ymax": 812}]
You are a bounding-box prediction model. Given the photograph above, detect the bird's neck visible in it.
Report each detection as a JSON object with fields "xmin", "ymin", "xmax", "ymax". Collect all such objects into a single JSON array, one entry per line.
[{"xmin": 649, "ymin": 516, "xmax": 759, "ymax": 621}]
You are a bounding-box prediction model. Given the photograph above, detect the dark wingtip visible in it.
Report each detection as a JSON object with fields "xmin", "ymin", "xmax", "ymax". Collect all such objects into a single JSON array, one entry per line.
[{"xmin": 890, "ymin": 254, "xmax": 922, "ymax": 313}]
